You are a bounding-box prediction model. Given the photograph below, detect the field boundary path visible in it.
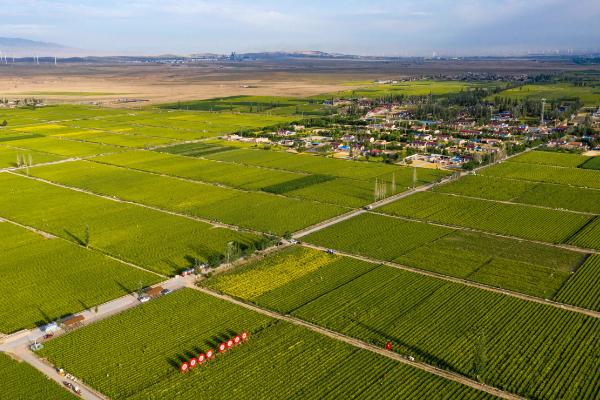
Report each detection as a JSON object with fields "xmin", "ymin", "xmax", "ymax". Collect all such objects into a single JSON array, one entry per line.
[
  {"xmin": 9, "ymin": 348, "xmax": 108, "ymax": 400},
  {"xmin": 0, "ymin": 156, "xmax": 83, "ymax": 173},
  {"xmin": 301, "ymin": 243, "xmax": 600, "ymax": 318},
  {"xmin": 193, "ymin": 286, "xmax": 524, "ymax": 400}
]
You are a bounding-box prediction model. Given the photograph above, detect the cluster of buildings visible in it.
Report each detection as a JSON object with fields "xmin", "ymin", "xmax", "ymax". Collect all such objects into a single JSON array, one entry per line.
[{"xmin": 224, "ymin": 105, "xmax": 576, "ymax": 169}]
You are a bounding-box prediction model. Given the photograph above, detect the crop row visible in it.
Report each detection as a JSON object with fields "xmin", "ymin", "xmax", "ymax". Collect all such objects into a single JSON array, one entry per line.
[
  {"xmin": 40, "ymin": 289, "xmax": 492, "ymax": 400},
  {"xmin": 207, "ymin": 247, "xmax": 599, "ymax": 400}
]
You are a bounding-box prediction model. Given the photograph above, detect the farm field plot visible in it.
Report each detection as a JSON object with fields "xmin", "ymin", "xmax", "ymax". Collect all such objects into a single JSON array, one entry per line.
[
  {"xmin": 48, "ymin": 129, "xmax": 176, "ymax": 148},
  {"xmin": 0, "ymin": 173, "xmax": 259, "ymax": 275},
  {"xmin": 303, "ymin": 213, "xmax": 585, "ymax": 298},
  {"xmin": 568, "ymin": 217, "xmax": 600, "ymax": 250},
  {"xmin": 508, "ymin": 150, "xmax": 591, "ymax": 168},
  {"xmin": 0, "ymin": 221, "xmax": 159, "ymax": 333},
  {"xmin": 23, "ymin": 160, "xmax": 345, "ymax": 234},
  {"xmin": 480, "ymin": 160, "xmax": 600, "ymax": 189},
  {"xmin": 0, "ymin": 105, "xmax": 129, "ymax": 123},
  {"xmin": 206, "ymin": 147, "xmax": 447, "ymax": 183},
  {"xmin": 304, "ymin": 213, "xmax": 454, "ymax": 261},
  {"xmin": 207, "ymin": 247, "xmax": 599, "ymax": 400},
  {"xmin": 39, "ymin": 289, "xmax": 492, "ymax": 400},
  {"xmin": 63, "ymin": 119, "xmax": 213, "ymax": 141},
  {"xmin": 155, "ymin": 145, "xmax": 398, "ymax": 207},
  {"xmin": 435, "ymin": 175, "xmax": 600, "ymax": 214},
  {"xmin": 207, "ymin": 246, "xmax": 380, "ymax": 314},
  {"xmin": 433, "ymin": 175, "xmax": 534, "ymax": 201},
  {"xmin": 0, "ymin": 145, "xmax": 64, "ymax": 168},
  {"xmin": 282, "ymin": 176, "xmax": 381, "ymax": 208},
  {"xmin": 491, "ymin": 83, "xmax": 600, "ymax": 105},
  {"xmin": 379, "ymin": 191, "xmax": 591, "ymax": 243},
  {"xmin": 99, "ymin": 150, "xmax": 389, "ymax": 208},
  {"xmin": 159, "ymin": 95, "xmax": 331, "ymax": 116},
  {"xmin": 0, "ymin": 353, "xmax": 76, "ymax": 400},
  {"xmin": 553, "ymin": 255, "xmax": 600, "ymax": 311},
  {"xmin": 94, "ymin": 150, "xmax": 305, "ymax": 192},
  {"xmin": 130, "ymin": 111, "xmax": 295, "ymax": 137},
  {"xmin": 311, "ymin": 80, "xmax": 483, "ymax": 100},
  {"xmin": 156, "ymin": 141, "xmax": 239, "ymax": 157},
  {"xmin": 580, "ymin": 156, "xmax": 600, "ymax": 170},
  {"xmin": 0, "ymin": 135, "xmax": 123, "ymax": 157}
]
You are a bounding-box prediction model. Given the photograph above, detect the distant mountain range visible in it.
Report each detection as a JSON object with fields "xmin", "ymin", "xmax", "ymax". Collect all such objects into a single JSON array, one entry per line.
[
  {"xmin": 0, "ymin": 37, "xmax": 81, "ymax": 57},
  {"xmin": 0, "ymin": 38, "xmax": 364, "ymax": 60},
  {"xmin": 1, "ymin": 37, "xmax": 598, "ymax": 62}
]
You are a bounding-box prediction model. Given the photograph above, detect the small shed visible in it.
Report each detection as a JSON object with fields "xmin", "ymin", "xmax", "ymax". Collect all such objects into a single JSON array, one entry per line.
[
  {"xmin": 62, "ymin": 315, "xmax": 85, "ymax": 328},
  {"xmin": 145, "ymin": 286, "xmax": 164, "ymax": 298}
]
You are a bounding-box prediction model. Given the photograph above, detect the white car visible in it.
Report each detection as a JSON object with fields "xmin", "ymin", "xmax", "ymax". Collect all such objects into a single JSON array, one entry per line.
[{"xmin": 138, "ymin": 296, "xmax": 150, "ymax": 303}]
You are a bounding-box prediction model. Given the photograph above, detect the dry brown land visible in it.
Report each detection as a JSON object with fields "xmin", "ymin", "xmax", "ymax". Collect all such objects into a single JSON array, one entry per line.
[{"xmin": 1, "ymin": 58, "xmax": 598, "ymax": 106}]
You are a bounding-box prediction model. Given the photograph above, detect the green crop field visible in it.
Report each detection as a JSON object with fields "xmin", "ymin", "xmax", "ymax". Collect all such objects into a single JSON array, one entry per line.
[
  {"xmin": 580, "ymin": 156, "xmax": 600, "ymax": 170},
  {"xmin": 48, "ymin": 129, "xmax": 176, "ymax": 148},
  {"xmin": 206, "ymin": 247, "xmax": 599, "ymax": 400},
  {"xmin": 553, "ymin": 255, "xmax": 600, "ymax": 311},
  {"xmin": 159, "ymin": 95, "xmax": 332, "ymax": 116},
  {"xmin": 435, "ymin": 175, "xmax": 600, "ymax": 214},
  {"xmin": 0, "ymin": 353, "xmax": 76, "ymax": 399},
  {"xmin": 303, "ymin": 213, "xmax": 585, "ymax": 298},
  {"xmin": 95, "ymin": 149, "xmax": 418, "ymax": 208},
  {"xmin": 0, "ymin": 173, "xmax": 259, "ymax": 275},
  {"xmin": 491, "ymin": 83, "xmax": 600, "ymax": 106},
  {"xmin": 95, "ymin": 150, "xmax": 305, "ymax": 192},
  {"xmin": 158, "ymin": 144, "xmax": 418, "ymax": 207},
  {"xmin": 0, "ymin": 135, "xmax": 123, "ymax": 157},
  {"xmin": 22, "ymin": 160, "xmax": 346, "ymax": 235},
  {"xmin": 0, "ymin": 221, "xmax": 160, "ymax": 333},
  {"xmin": 481, "ymin": 161, "xmax": 600, "ymax": 189},
  {"xmin": 509, "ymin": 150, "xmax": 592, "ymax": 168},
  {"xmin": 568, "ymin": 217, "xmax": 600, "ymax": 250},
  {"xmin": 311, "ymin": 80, "xmax": 485, "ymax": 100},
  {"xmin": 39, "ymin": 289, "xmax": 492, "ymax": 400},
  {"xmin": 379, "ymin": 191, "xmax": 591, "ymax": 243},
  {"xmin": 304, "ymin": 212, "xmax": 454, "ymax": 261},
  {"xmin": 0, "ymin": 145, "xmax": 64, "ymax": 169}
]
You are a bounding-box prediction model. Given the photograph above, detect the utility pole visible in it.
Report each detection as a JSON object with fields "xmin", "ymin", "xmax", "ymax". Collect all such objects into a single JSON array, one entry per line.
[{"xmin": 412, "ymin": 167, "xmax": 417, "ymax": 190}]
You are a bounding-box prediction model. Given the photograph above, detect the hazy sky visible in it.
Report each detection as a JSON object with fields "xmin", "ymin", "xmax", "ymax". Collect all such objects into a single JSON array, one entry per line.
[{"xmin": 1, "ymin": 0, "xmax": 599, "ymax": 55}]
